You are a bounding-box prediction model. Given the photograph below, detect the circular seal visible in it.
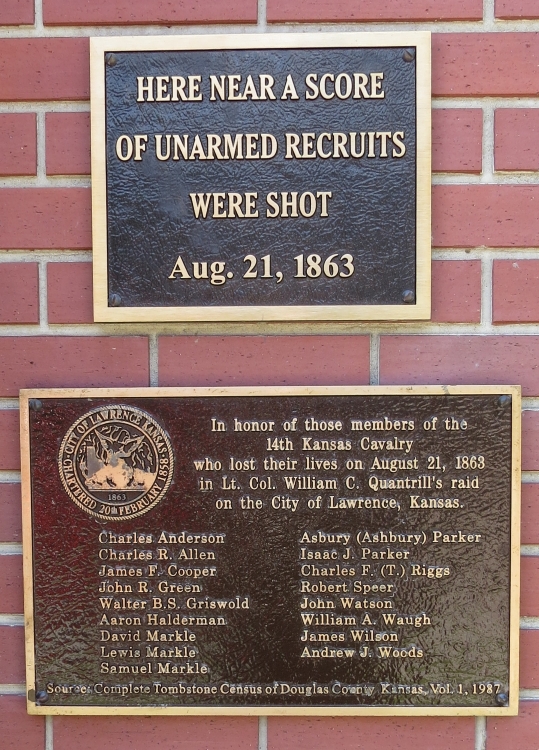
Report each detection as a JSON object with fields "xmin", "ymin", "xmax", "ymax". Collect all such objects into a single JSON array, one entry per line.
[{"xmin": 58, "ymin": 405, "xmax": 174, "ymax": 521}]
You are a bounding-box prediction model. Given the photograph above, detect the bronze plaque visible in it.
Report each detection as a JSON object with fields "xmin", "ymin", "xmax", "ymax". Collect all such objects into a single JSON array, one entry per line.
[
  {"xmin": 21, "ymin": 386, "xmax": 520, "ymax": 715},
  {"xmin": 90, "ymin": 32, "xmax": 431, "ymax": 323}
]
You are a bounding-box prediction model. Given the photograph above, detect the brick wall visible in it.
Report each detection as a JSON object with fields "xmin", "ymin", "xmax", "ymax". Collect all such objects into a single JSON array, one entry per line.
[{"xmin": 1, "ymin": 1, "xmax": 538, "ymax": 748}]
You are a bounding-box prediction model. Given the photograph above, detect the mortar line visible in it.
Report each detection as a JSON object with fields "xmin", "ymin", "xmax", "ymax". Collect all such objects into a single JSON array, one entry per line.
[
  {"xmin": 38, "ymin": 258, "xmax": 48, "ymax": 330},
  {"xmin": 45, "ymin": 716, "xmax": 53, "ymax": 750},
  {"xmin": 0, "ymin": 400, "xmax": 19, "ymax": 409},
  {"xmin": 480, "ymin": 252, "xmax": 493, "ymax": 331},
  {"xmin": 0, "ymin": 685, "xmax": 25, "ymax": 695},
  {"xmin": 149, "ymin": 334, "xmax": 159, "ymax": 387},
  {"xmin": 0, "ymin": 544, "xmax": 23, "ymax": 555},
  {"xmin": 369, "ymin": 334, "xmax": 380, "ymax": 385},
  {"xmin": 258, "ymin": 716, "xmax": 268, "ymax": 750},
  {"xmin": 36, "ymin": 111, "xmax": 46, "ymax": 184},
  {"xmin": 0, "ymin": 473, "xmax": 21, "ymax": 483},
  {"xmin": 0, "ymin": 615, "xmax": 24, "ymax": 626},
  {"xmin": 521, "ymin": 545, "xmax": 539, "ymax": 556},
  {"xmin": 484, "ymin": 0, "xmax": 495, "ymax": 29},
  {"xmin": 257, "ymin": 0, "xmax": 267, "ymax": 32},
  {"xmin": 475, "ymin": 716, "xmax": 487, "ymax": 750},
  {"xmin": 520, "ymin": 689, "xmax": 539, "ymax": 700},
  {"xmin": 482, "ymin": 100, "xmax": 495, "ymax": 182},
  {"xmin": 34, "ymin": 0, "xmax": 43, "ymax": 31},
  {"xmin": 521, "ymin": 618, "xmax": 539, "ymax": 629}
]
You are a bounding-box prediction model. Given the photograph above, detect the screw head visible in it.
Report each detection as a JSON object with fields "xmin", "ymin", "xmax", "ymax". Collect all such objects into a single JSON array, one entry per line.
[
  {"xmin": 403, "ymin": 48, "xmax": 415, "ymax": 62},
  {"xmin": 29, "ymin": 399, "xmax": 42, "ymax": 411},
  {"xmin": 402, "ymin": 290, "xmax": 415, "ymax": 304},
  {"xmin": 109, "ymin": 293, "xmax": 122, "ymax": 307},
  {"xmin": 496, "ymin": 692, "xmax": 509, "ymax": 706},
  {"xmin": 105, "ymin": 53, "xmax": 117, "ymax": 67},
  {"xmin": 498, "ymin": 395, "xmax": 511, "ymax": 407},
  {"xmin": 35, "ymin": 690, "xmax": 49, "ymax": 705}
]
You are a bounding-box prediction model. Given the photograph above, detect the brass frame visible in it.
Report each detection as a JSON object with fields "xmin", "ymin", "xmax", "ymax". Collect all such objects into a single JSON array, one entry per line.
[
  {"xmin": 21, "ymin": 385, "xmax": 519, "ymax": 716},
  {"xmin": 90, "ymin": 32, "xmax": 431, "ymax": 323}
]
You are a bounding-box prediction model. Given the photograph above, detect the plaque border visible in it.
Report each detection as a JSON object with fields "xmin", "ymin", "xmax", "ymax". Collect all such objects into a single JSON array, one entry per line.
[
  {"xmin": 90, "ymin": 31, "xmax": 431, "ymax": 323},
  {"xmin": 21, "ymin": 385, "xmax": 519, "ymax": 716}
]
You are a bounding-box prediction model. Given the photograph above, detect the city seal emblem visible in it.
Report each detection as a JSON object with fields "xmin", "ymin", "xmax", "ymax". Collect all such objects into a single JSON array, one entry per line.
[{"xmin": 58, "ymin": 404, "xmax": 174, "ymax": 521}]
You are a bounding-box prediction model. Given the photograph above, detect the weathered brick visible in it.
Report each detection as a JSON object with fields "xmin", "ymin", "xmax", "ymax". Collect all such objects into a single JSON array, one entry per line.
[
  {"xmin": 0, "ymin": 188, "xmax": 91, "ymax": 249},
  {"xmin": 0, "ymin": 628, "xmax": 25, "ymax": 684},
  {"xmin": 0, "ymin": 336, "xmax": 149, "ymax": 397},
  {"xmin": 433, "ymin": 34, "xmax": 539, "ymax": 97},
  {"xmin": 431, "ymin": 260, "xmax": 481, "ymax": 323},
  {"xmin": 521, "ymin": 557, "xmax": 539, "ymax": 617},
  {"xmin": 380, "ymin": 336, "xmax": 539, "ymax": 395},
  {"xmin": 268, "ymin": 716, "xmax": 474, "ymax": 749},
  {"xmin": 0, "ymin": 556, "xmax": 23, "ymax": 614},
  {"xmin": 0, "ymin": 0, "xmax": 34, "ymax": 25},
  {"xmin": 432, "ymin": 109, "xmax": 482, "ymax": 174},
  {"xmin": 158, "ymin": 336, "xmax": 370, "ymax": 386},
  {"xmin": 495, "ymin": 109, "xmax": 539, "ymax": 172},
  {"xmin": 267, "ymin": 0, "xmax": 481, "ymax": 21},
  {"xmin": 0, "ymin": 410, "xmax": 20, "ymax": 471},
  {"xmin": 520, "ymin": 630, "xmax": 539, "ymax": 689},
  {"xmin": 0, "ymin": 114, "xmax": 36, "ymax": 176},
  {"xmin": 44, "ymin": 0, "xmax": 257, "ymax": 25},
  {"xmin": 0, "ymin": 697, "xmax": 45, "ymax": 750},
  {"xmin": 47, "ymin": 262, "xmax": 93, "ymax": 324},
  {"xmin": 523, "ymin": 411, "xmax": 539, "ymax": 471},
  {"xmin": 0, "ymin": 485, "xmax": 22, "ymax": 543},
  {"xmin": 0, "ymin": 38, "xmax": 89, "ymax": 101},
  {"xmin": 496, "ymin": 0, "xmax": 539, "ymax": 19},
  {"xmin": 433, "ymin": 185, "xmax": 539, "ymax": 248},
  {"xmin": 46, "ymin": 112, "xmax": 90, "ymax": 175},
  {"xmin": 522, "ymin": 484, "xmax": 539, "ymax": 545},
  {"xmin": 54, "ymin": 716, "xmax": 257, "ymax": 750},
  {"xmin": 489, "ymin": 701, "xmax": 539, "ymax": 749},
  {"xmin": 493, "ymin": 260, "xmax": 539, "ymax": 323},
  {"xmin": 0, "ymin": 263, "xmax": 39, "ymax": 323}
]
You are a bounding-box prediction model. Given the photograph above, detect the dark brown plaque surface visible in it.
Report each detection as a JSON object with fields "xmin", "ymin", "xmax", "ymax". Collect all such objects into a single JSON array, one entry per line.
[
  {"xmin": 21, "ymin": 386, "xmax": 520, "ymax": 715},
  {"xmin": 91, "ymin": 32, "xmax": 431, "ymax": 323}
]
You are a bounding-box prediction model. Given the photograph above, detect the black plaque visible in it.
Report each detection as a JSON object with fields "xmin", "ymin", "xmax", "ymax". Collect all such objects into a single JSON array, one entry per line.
[
  {"xmin": 22, "ymin": 386, "xmax": 519, "ymax": 715},
  {"xmin": 91, "ymin": 33, "xmax": 431, "ymax": 322}
]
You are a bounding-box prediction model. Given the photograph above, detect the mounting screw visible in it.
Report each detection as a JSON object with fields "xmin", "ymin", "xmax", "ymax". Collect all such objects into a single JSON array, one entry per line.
[
  {"xmin": 498, "ymin": 395, "xmax": 511, "ymax": 407},
  {"xmin": 496, "ymin": 692, "xmax": 509, "ymax": 706},
  {"xmin": 402, "ymin": 290, "xmax": 415, "ymax": 304},
  {"xmin": 35, "ymin": 690, "xmax": 49, "ymax": 705},
  {"xmin": 109, "ymin": 293, "xmax": 122, "ymax": 307},
  {"xmin": 105, "ymin": 53, "xmax": 117, "ymax": 67},
  {"xmin": 403, "ymin": 48, "xmax": 416, "ymax": 62},
  {"xmin": 29, "ymin": 399, "xmax": 42, "ymax": 412}
]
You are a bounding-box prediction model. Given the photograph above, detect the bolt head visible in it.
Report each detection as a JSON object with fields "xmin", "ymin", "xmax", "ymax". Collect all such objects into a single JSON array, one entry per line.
[
  {"xmin": 109, "ymin": 293, "xmax": 122, "ymax": 307},
  {"xmin": 402, "ymin": 290, "xmax": 415, "ymax": 304}
]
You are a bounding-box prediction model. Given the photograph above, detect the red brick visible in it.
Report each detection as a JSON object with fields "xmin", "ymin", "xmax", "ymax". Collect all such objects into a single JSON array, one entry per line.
[
  {"xmin": 433, "ymin": 34, "xmax": 539, "ymax": 97},
  {"xmin": 0, "ymin": 411, "xmax": 20, "ymax": 471},
  {"xmin": 0, "ymin": 263, "xmax": 38, "ymax": 323},
  {"xmin": 432, "ymin": 109, "xmax": 482, "ymax": 174},
  {"xmin": 521, "ymin": 557, "xmax": 539, "ymax": 617},
  {"xmin": 519, "ymin": 630, "xmax": 539, "ymax": 689},
  {"xmin": 158, "ymin": 336, "xmax": 370, "ymax": 387},
  {"xmin": 493, "ymin": 260, "xmax": 539, "ymax": 323},
  {"xmin": 0, "ymin": 628, "xmax": 25, "ymax": 683},
  {"xmin": 433, "ymin": 185, "xmax": 539, "ymax": 248},
  {"xmin": 269, "ymin": 717, "xmax": 474, "ymax": 749},
  {"xmin": 0, "ymin": 38, "xmax": 89, "ymax": 102},
  {"xmin": 47, "ymin": 262, "xmax": 93, "ymax": 324},
  {"xmin": 0, "ymin": 114, "xmax": 36, "ymax": 176},
  {"xmin": 268, "ymin": 0, "xmax": 481, "ymax": 21},
  {"xmin": 380, "ymin": 336, "xmax": 539, "ymax": 395},
  {"xmin": 55, "ymin": 716, "xmax": 257, "ymax": 750},
  {"xmin": 489, "ymin": 701, "xmax": 539, "ymax": 749},
  {"xmin": 46, "ymin": 112, "xmax": 90, "ymax": 175},
  {"xmin": 495, "ymin": 109, "xmax": 539, "ymax": 172},
  {"xmin": 0, "ymin": 697, "xmax": 45, "ymax": 750},
  {"xmin": 0, "ymin": 556, "xmax": 23, "ymax": 614},
  {"xmin": 523, "ymin": 411, "xmax": 539, "ymax": 471},
  {"xmin": 0, "ymin": 485, "xmax": 22, "ymax": 543},
  {"xmin": 0, "ymin": 0, "xmax": 34, "ymax": 25},
  {"xmin": 522, "ymin": 485, "xmax": 539, "ymax": 545},
  {"xmin": 431, "ymin": 260, "xmax": 481, "ymax": 323},
  {"xmin": 44, "ymin": 0, "xmax": 257, "ymax": 25},
  {"xmin": 496, "ymin": 0, "xmax": 539, "ymax": 19},
  {"xmin": 0, "ymin": 188, "xmax": 91, "ymax": 249},
  {"xmin": 0, "ymin": 336, "xmax": 149, "ymax": 397}
]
